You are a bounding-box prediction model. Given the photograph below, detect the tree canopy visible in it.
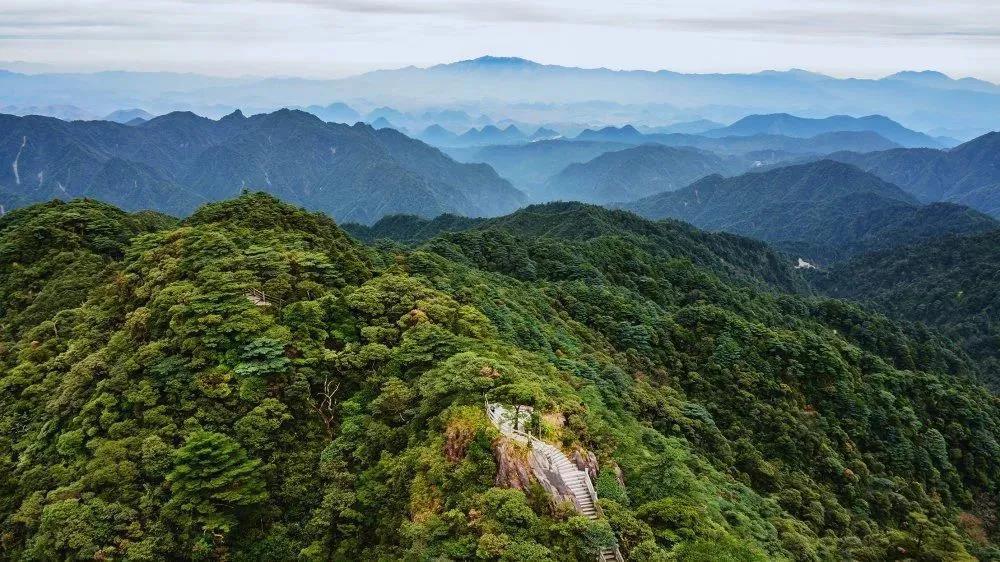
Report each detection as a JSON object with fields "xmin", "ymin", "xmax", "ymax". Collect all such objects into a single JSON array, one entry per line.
[{"xmin": 1, "ymin": 193, "xmax": 997, "ymax": 560}]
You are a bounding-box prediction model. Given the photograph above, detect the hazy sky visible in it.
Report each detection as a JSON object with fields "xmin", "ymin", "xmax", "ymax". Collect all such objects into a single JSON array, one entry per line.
[{"xmin": 3, "ymin": 0, "xmax": 999, "ymax": 80}]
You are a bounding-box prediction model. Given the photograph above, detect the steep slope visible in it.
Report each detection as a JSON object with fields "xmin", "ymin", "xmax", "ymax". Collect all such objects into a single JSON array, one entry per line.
[
  {"xmin": 2, "ymin": 193, "xmax": 997, "ymax": 560},
  {"xmin": 814, "ymin": 228, "xmax": 1000, "ymax": 389},
  {"xmin": 705, "ymin": 113, "xmax": 946, "ymax": 148},
  {"xmin": 372, "ymin": 127, "xmax": 523, "ymax": 217},
  {"xmin": 0, "ymin": 110, "xmax": 525, "ymax": 223},
  {"xmin": 826, "ymin": 131, "xmax": 1000, "ymax": 216},
  {"xmin": 541, "ymin": 145, "xmax": 747, "ymax": 203},
  {"xmin": 625, "ymin": 160, "xmax": 998, "ymax": 262}
]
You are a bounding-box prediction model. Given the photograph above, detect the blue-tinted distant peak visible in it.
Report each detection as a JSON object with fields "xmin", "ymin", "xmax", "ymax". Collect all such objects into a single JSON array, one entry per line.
[
  {"xmin": 448, "ymin": 56, "xmax": 541, "ymax": 68},
  {"xmin": 886, "ymin": 70, "xmax": 952, "ymax": 80}
]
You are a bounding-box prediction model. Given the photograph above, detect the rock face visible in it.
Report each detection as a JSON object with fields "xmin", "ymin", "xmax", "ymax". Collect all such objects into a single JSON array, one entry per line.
[
  {"xmin": 492, "ymin": 437, "xmax": 535, "ymax": 491},
  {"xmin": 571, "ymin": 449, "xmax": 600, "ymax": 481},
  {"xmin": 613, "ymin": 464, "xmax": 626, "ymax": 490}
]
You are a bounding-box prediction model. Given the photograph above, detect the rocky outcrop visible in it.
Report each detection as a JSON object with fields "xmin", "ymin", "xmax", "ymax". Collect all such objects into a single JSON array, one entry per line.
[
  {"xmin": 492, "ymin": 437, "xmax": 535, "ymax": 491},
  {"xmin": 486, "ymin": 402, "xmax": 623, "ymax": 561},
  {"xmin": 572, "ymin": 449, "xmax": 600, "ymax": 481}
]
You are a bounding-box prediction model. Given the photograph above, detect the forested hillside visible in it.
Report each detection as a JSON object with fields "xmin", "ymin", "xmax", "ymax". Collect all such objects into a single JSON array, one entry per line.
[
  {"xmin": 1, "ymin": 194, "xmax": 998, "ymax": 561},
  {"xmin": 826, "ymin": 132, "xmax": 1000, "ymax": 217},
  {"xmin": 348, "ymin": 202, "xmax": 808, "ymax": 292},
  {"xmin": 541, "ymin": 145, "xmax": 746, "ymax": 204},
  {"xmin": 813, "ymin": 229, "xmax": 1000, "ymax": 390},
  {"xmin": 444, "ymin": 140, "xmax": 632, "ymax": 195},
  {"xmin": 0, "ymin": 110, "xmax": 525, "ymax": 223},
  {"xmin": 625, "ymin": 160, "xmax": 998, "ymax": 263}
]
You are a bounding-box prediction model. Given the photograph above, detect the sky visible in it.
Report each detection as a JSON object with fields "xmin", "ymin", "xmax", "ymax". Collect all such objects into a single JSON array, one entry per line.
[{"xmin": 2, "ymin": 0, "xmax": 999, "ymax": 81}]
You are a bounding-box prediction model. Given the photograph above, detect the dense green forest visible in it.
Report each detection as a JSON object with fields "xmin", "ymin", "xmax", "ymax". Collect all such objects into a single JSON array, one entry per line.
[
  {"xmin": 814, "ymin": 229, "xmax": 1000, "ymax": 391},
  {"xmin": 624, "ymin": 160, "xmax": 998, "ymax": 264},
  {"xmin": 1, "ymin": 194, "xmax": 998, "ymax": 561}
]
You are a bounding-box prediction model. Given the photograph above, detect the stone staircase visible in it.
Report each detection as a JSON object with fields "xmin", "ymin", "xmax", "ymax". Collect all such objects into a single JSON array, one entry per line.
[{"xmin": 486, "ymin": 402, "xmax": 623, "ymax": 562}]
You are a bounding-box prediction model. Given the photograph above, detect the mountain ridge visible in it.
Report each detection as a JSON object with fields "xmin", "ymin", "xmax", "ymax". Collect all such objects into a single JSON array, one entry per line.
[
  {"xmin": 541, "ymin": 144, "xmax": 748, "ymax": 204},
  {"xmin": 0, "ymin": 110, "xmax": 526, "ymax": 223},
  {"xmin": 824, "ymin": 131, "xmax": 1000, "ymax": 217},
  {"xmin": 703, "ymin": 113, "xmax": 948, "ymax": 148},
  {"xmin": 624, "ymin": 160, "xmax": 998, "ymax": 262}
]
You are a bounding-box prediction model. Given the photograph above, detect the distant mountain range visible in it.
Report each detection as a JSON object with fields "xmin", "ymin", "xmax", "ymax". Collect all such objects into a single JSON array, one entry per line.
[
  {"xmin": 3, "ymin": 56, "xmax": 999, "ymax": 139},
  {"xmin": 103, "ymin": 108, "xmax": 155, "ymax": 124},
  {"xmin": 439, "ymin": 113, "xmax": 942, "ymax": 198},
  {"xmin": 624, "ymin": 160, "xmax": 998, "ymax": 262},
  {"xmin": 640, "ymin": 119, "xmax": 724, "ymax": 135},
  {"xmin": 299, "ymin": 102, "xmax": 362, "ymax": 123},
  {"xmin": 574, "ymin": 126, "xmax": 901, "ymax": 155},
  {"xmin": 703, "ymin": 113, "xmax": 951, "ymax": 148},
  {"xmin": 824, "ymin": 132, "xmax": 1000, "ymax": 217},
  {"xmin": 541, "ymin": 144, "xmax": 747, "ymax": 204},
  {"xmin": 0, "ymin": 110, "xmax": 525, "ymax": 223},
  {"xmin": 417, "ymin": 124, "xmax": 559, "ymax": 147},
  {"xmin": 444, "ymin": 139, "xmax": 633, "ymax": 193}
]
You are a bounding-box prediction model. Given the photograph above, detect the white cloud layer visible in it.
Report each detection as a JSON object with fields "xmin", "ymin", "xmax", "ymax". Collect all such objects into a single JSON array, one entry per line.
[{"xmin": 2, "ymin": 0, "xmax": 999, "ymax": 80}]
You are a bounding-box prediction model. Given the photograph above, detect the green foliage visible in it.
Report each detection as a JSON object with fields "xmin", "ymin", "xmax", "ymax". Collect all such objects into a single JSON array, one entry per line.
[
  {"xmin": 165, "ymin": 431, "xmax": 267, "ymax": 545},
  {"xmin": 625, "ymin": 160, "xmax": 998, "ymax": 264},
  {"xmin": 0, "ymin": 194, "xmax": 997, "ymax": 560},
  {"xmin": 815, "ymin": 228, "xmax": 1000, "ymax": 390}
]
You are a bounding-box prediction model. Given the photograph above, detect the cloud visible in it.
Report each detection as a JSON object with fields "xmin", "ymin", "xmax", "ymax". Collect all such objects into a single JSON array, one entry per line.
[
  {"xmin": 0, "ymin": 0, "xmax": 997, "ymax": 78},
  {"xmin": 4, "ymin": 1, "xmax": 998, "ymax": 41},
  {"xmin": 273, "ymin": 0, "xmax": 1000, "ymax": 42}
]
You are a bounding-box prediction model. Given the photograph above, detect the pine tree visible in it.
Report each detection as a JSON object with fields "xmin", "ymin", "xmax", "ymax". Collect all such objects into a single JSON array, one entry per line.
[{"xmin": 165, "ymin": 431, "xmax": 268, "ymax": 543}]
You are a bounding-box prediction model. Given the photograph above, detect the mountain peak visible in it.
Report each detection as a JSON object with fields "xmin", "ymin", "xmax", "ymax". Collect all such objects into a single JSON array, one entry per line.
[
  {"xmin": 886, "ymin": 70, "xmax": 952, "ymax": 81},
  {"xmin": 450, "ymin": 56, "xmax": 540, "ymax": 68},
  {"xmin": 220, "ymin": 109, "xmax": 245, "ymax": 121}
]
